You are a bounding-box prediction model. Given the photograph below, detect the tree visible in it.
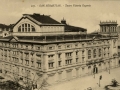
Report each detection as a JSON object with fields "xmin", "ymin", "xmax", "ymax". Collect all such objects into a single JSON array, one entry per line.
[
  {"xmin": 111, "ymin": 79, "xmax": 119, "ymax": 87},
  {"xmin": 11, "ymin": 69, "xmax": 49, "ymax": 90}
]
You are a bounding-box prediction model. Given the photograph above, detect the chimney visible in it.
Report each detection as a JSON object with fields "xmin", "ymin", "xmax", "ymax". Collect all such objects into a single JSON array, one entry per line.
[{"xmin": 61, "ymin": 18, "xmax": 66, "ymax": 24}]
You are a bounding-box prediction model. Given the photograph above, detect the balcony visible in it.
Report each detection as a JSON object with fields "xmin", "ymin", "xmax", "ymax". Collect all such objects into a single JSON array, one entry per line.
[
  {"xmin": 81, "ymin": 61, "xmax": 86, "ymax": 64},
  {"xmin": 31, "ymin": 57, "xmax": 34, "ymax": 61},
  {"xmin": 20, "ymin": 56, "xmax": 23, "ymax": 59},
  {"xmin": 86, "ymin": 61, "xmax": 92, "ymax": 65},
  {"xmin": 66, "ymin": 56, "xmax": 72, "ymax": 59},
  {"xmin": 82, "ymin": 54, "xmax": 85, "ymax": 57},
  {"xmin": 99, "ymin": 59, "xmax": 104, "ymax": 62},
  {"xmin": 58, "ymin": 58, "xmax": 62, "ymax": 61},
  {"xmin": 36, "ymin": 59, "xmax": 41, "ymax": 63},
  {"xmin": 25, "ymin": 64, "xmax": 29, "ymax": 66},
  {"xmin": 25, "ymin": 57, "xmax": 29, "ymax": 60}
]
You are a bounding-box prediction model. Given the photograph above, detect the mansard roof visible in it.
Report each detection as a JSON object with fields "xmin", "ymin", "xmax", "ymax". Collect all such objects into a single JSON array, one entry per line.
[
  {"xmin": 0, "ymin": 24, "xmax": 7, "ymax": 29},
  {"xmin": 29, "ymin": 13, "xmax": 61, "ymax": 24},
  {"xmin": 0, "ymin": 24, "xmax": 14, "ymax": 31},
  {"xmin": 64, "ymin": 24, "xmax": 87, "ymax": 32},
  {"xmin": 13, "ymin": 13, "xmax": 63, "ymax": 27},
  {"xmin": 61, "ymin": 19, "xmax": 87, "ymax": 32}
]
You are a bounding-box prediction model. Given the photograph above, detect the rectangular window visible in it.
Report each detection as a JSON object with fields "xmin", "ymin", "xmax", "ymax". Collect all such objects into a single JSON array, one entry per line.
[
  {"xmin": 58, "ymin": 61, "xmax": 61, "ymax": 66},
  {"xmin": 65, "ymin": 59, "xmax": 72, "ymax": 65},
  {"xmin": 65, "ymin": 52, "xmax": 72, "ymax": 57},
  {"xmin": 25, "ymin": 23, "xmax": 27, "ymax": 27},
  {"xmin": 82, "ymin": 57, "xmax": 84, "ymax": 62},
  {"xmin": 88, "ymin": 56, "xmax": 91, "ymax": 59},
  {"xmin": 28, "ymin": 28, "xmax": 30, "ymax": 32},
  {"xmin": 21, "ymin": 59, "xmax": 23, "ymax": 64},
  {"xmin": 25, "ymin": 28, "xmax": 27, "ymax": 32},
  {"xmin": 82, "ymin": 50, "xmax": 84, "ymax": 54},
  {"xmin": 25, "ymin": 60, "xmax": 29, "ymax": 65},
  {"xmin": 104, "ymin": 54, "xmax": 106, "ymax": 57},
  {"xmin": 18, "ymin": 26, "xmax": 21, "ymax": 32},
  {"xmin": 22, "ymin": 28, "xmax": 24, "ymax": 32},
  {"xmin": 58, "ymin": 45, "xmax": 61, "ymax": 49},
  {"xmin": 76, "ymin": 58, "xmax": 78, "ymax": 63},
  {"xmin": 31, "ymin": 61, "xmax": 34, "ymax": 67},
  {"xmin": 37, "ymin": 62, "xmax": 41, "ymax": 68},
  {"xmin": 32, "ymin": 26, "xmax": 35, "ymax": 32},
  {"xmin": 22, "ymin": 24, "xmax": 24, "ymax": 27},
  {"xmin": 25, "ymin": 53, "xmax": 29, "ymax": 58},
  {"xmin": 58, "ymin": 54, "xmax": 61, "ymax": 58},
  {"xmin": 76, "ymin": 51, "xmax": 78, "ymax": 56},
  {"xmin": 48, "ymin": 55, "xmax": 54, "ymax": 58},
  {"xmin": 48, "ymin": 62, "xmax": 54, "ymax": 69},
  {"xmin": 28, "ymin": 24, "xmax": 30, "ymax": 27}
]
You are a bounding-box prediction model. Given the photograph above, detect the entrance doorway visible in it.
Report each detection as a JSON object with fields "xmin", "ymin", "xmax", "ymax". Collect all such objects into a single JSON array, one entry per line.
[{"xmin": 93, "ymin": 65, "xmax": 98, "ymax": 74}]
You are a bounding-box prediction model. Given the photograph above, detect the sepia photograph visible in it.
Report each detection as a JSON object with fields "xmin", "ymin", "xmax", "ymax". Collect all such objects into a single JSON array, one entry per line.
[{"xmin": 0, "ymin": 0, "xmax": 120, "ymax": 90}]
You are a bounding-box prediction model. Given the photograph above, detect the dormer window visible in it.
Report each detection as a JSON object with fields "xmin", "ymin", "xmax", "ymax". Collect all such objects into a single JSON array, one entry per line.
[
  {"xmin": 18, "ymin": 26, "xmax": 21, "ymax": 32},
  {"xmin": 32, "ymin": 25, "xmax": 35, "ymax": 32},
  {"xmin": 18, "ymin": 23, "xmax": 35, "ymax": 32}
]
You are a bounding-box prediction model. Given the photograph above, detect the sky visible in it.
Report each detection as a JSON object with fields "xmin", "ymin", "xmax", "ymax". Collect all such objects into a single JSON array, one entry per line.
[{"xmin": 0, "ymin": 0, "xmax": 120, "ymax": 33}]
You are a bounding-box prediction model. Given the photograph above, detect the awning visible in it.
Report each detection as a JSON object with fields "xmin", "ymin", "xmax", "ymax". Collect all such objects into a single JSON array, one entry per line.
[{"xmin": 0, "ymin": 76, "xmax": 4, "ymax": 79}]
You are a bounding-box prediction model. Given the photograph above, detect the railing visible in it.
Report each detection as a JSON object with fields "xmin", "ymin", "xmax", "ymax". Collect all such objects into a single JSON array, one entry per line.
[
  {"xmin": 25, "ymin": 57, "xmax": 29, "ymax": 60},
  {"xmin": 10, "ymin": 33, "xmax": 113, "ymax": 43}
]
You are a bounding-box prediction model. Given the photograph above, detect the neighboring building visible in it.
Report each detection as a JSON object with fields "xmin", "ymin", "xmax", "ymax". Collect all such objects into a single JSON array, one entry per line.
[
  {"xmin": 117, "ymin": 26, "xmax": 120, "ymax": 44},
  {"xmin": 117, "ymin": 26, "xmax": 120, "ymax": 57},
  {"xmin": 0, "ymin": 14, "xmax": 118, "ymax": 89},
  {"xmin": 0, "ymin": 24, "xmax": 13, "ymax": 37},
  {"xmin": 99, "ymin": 21, "xmax": 118, "ymax": 36}
]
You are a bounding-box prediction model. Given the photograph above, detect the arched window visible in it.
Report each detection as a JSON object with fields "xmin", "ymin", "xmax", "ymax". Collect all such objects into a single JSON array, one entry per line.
[
  {"xmin": 18, "ymin": 23, "xmax": 35, "ymax": 32},
  {"xmin": 93, "ymin": 49, "xmax": 96, "ymax": 58},
  {"xmin": 112, "ymin": 26, "xmax": 114, "ymax": 32},
  {"xmin": 99, "ymin": 49, "xmax": 101, "ymax": 57},
  {"xmin": 113, "ymin": 40, "xmax": 116, "ymax": 48},
  {"xmin": 88, "ymin": 50, "xmax": 91, "ymax": 59}
]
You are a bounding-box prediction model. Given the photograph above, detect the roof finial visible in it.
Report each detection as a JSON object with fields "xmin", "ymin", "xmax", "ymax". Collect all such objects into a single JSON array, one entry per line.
[{"xmin": 63, "ymin": 17, "xmax": 66, "ymax": 21}]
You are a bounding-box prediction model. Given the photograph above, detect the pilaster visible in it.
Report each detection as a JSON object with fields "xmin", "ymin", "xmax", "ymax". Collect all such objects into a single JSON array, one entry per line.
[{"xmin": 42, "ymin": 53, "xmax": 48, "ymax": 72}]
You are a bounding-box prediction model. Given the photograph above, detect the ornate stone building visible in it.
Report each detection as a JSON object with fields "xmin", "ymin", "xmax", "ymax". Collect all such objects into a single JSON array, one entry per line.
[{"xmin": 0, "ymin": 14, "xmax": 118, "ymax": 89}]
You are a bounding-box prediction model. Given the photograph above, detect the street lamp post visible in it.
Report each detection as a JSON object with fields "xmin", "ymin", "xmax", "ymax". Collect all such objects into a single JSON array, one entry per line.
[
  {"xmin": 93, "ymin": 62, "xmax": 96, "ymax": 78},
  {"xmin": 109, "ymin": 60, "xmax": 110, "ymax": 74},
  {"xmin": 99, "ymin": 75, "xmax": 102, "ymax": 87}
]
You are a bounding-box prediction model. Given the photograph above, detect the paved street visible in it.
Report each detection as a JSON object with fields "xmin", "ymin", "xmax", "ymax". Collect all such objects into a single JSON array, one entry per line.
[{"xmin": 48, "ymin": 67, "xmax": 120, "ymax": 90}]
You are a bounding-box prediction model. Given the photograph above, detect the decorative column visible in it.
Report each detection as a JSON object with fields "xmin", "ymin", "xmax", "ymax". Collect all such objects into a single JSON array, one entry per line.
[
  {"xmin": 61, "ymin": 52, "xmax": 65, "ymax": 66},
  {"xmin": 22, "ymin": 51, "xmax": 25, "ymax": 65},
  {"xmin": 42, "ymin": 53, "xmax": 48, "ymax": 72},
  {"xmin": 79, "ymin": 50, "xmax": 82, "ymax": 63},
  {"xmin": 55, "ymin": 52, "xmax": 58, "ymax": 68},
  {"xmin": 72, "ymin": 50, "xmax": 76, "ymax": 64}
]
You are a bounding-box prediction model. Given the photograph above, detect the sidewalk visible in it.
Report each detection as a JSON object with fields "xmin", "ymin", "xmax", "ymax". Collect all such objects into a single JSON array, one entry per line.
[{"xmin": 49, "ymin": 67, "xmax": 120, "ymax": 90}]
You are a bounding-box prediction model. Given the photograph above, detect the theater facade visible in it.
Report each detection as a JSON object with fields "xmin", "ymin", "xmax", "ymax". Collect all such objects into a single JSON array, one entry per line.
[{"xmin": 0, "ymin": 13, "xmax": 118, "ymax": 88}]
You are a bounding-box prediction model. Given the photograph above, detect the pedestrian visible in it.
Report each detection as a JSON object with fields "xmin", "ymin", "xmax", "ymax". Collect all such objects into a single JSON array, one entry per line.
[{"xmin": 106, "ymin": 67, "xmax": 107, "ymax": 71}]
